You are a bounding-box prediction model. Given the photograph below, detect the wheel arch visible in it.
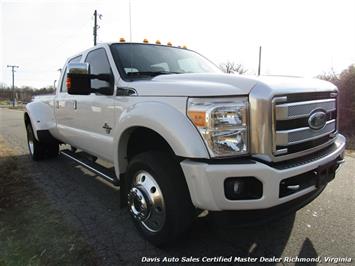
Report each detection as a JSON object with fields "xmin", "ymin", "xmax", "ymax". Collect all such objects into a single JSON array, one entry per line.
[
  {"xmin": 117, "ymin": 126, "xmax": 175, "ymax": 174},
  {"xmin": 25, "ymin": 101, "xmax": 57, "ymax": 141},
  {"xmin": 113, "ymin": 101, "xmax": 209, "ymax": 177}
]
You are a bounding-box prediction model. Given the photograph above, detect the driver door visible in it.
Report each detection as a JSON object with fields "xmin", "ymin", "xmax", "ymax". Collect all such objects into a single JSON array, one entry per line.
[{"xmin": 69, "ymin": 48, "xmax": 116, "ymax": 161}]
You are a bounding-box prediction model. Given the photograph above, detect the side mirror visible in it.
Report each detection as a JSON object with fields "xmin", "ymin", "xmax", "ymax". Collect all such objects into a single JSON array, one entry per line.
[
  {"xmin": 67, "ymin": 63, "xmax": 92, "ymax": 95},
  {"xmin": 67, "ymin": 63, "xmax": 114, "ymax": 95}
]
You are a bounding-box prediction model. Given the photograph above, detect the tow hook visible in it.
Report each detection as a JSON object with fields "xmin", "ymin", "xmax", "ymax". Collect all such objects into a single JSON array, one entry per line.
[
  {"xmin": 335, "ymin": 157, "xmax": 345, "ymax": 173},
  {"xmin": 336, "ymin": 159, "xmax": 345, "ymax": 165}
]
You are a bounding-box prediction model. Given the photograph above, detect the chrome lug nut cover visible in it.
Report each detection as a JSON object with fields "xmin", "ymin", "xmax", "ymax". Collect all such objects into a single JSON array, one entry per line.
[
  {"xmin": 128, "ymin": 186, "xmax": 150, "ymax": 221},
  {"xmin": 128, "ymin": 171, "xmax": 166, "ymax": 232}
]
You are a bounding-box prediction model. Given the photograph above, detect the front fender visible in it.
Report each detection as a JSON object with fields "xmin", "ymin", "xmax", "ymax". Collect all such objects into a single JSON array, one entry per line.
[
  {"xmin": 25, "ymin": 101, "xmax": 56, "ymax": 140},
  {"xmin": 113, "ymin": 101, "xmax": 209, "ymax": 174}
]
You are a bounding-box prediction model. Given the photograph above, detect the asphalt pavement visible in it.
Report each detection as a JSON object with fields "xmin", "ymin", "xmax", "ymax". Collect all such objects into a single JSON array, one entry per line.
[{"xmin": 0, "ymin": 108, "xmax": 354, "ymax": 265}]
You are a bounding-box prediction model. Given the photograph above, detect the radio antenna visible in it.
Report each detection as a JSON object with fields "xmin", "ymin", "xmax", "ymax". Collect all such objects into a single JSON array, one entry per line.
[{"xmin": 129, "ymin": 0, "xmax": 132, "ymax": 42}]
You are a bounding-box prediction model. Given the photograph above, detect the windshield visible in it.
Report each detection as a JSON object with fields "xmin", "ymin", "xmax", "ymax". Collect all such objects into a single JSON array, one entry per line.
[{"xmin": 110, "ymin": 43, "xmax": 221, "ymax": 80}]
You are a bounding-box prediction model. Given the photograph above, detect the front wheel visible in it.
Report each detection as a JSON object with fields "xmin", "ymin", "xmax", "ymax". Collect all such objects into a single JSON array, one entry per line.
[{"xmin": 126, "ymin": 151, "xmax": 195, "ymax": 246}]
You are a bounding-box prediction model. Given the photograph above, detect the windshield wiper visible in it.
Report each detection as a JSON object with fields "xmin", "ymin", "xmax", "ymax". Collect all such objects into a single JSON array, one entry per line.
[{"xmin": 126, "ymin": 71, "xmax": 183, "ymax": 77}]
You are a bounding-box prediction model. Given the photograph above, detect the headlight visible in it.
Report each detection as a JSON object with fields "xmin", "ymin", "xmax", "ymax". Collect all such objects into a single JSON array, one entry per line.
[{"xmin": 187, "ymin": 97, "xmax": 248, "ymax": 158}]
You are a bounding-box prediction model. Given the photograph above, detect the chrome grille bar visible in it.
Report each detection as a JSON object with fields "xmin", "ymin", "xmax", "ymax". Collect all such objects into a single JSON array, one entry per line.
[
  {"xmin": 276, "ymin": 120, "xmax": 336, "ymax": 146},
  {"xmin": 272, "ymin": 92, "xmax": 337, "ymax": 158},
  {"xmin": 276, "ymin": 99, "xmax": 336, "ymax": 120}
]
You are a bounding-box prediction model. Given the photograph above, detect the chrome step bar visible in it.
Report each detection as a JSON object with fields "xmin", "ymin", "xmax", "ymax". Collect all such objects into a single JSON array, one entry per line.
[{"xmin": 60, "ymin": 149, "xmax": 119, "ymax": 185}]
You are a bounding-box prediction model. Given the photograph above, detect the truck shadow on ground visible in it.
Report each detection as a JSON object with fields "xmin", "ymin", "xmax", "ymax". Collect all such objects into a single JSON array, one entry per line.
[
  {"xmin": 170, "ymin": 212, "xmax": 296, "ymax": 259},
  {"xmin": 8, "ymin": 153, "xmax": 305, "ymax": 265}
]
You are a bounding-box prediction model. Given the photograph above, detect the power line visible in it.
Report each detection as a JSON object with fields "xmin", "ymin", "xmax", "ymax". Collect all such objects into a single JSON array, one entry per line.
[{"xmin": 7, "ymin": 65, "xmax": 19, "ymax": 107}]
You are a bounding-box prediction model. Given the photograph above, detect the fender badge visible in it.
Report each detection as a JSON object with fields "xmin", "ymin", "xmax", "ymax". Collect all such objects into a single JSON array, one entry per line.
[{"xmin": 102, "ymin": 123, "xmax": 112, "ymax": 134}]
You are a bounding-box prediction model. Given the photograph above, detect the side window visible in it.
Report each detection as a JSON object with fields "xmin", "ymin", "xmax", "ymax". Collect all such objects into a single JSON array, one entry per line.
[
  {"xmin": 60, "ymin": 55, "xmax": 82, "ymax": 93},
  {"xmin": 85, "ymin": 48, "xmax": 113, "ymax": 91}
]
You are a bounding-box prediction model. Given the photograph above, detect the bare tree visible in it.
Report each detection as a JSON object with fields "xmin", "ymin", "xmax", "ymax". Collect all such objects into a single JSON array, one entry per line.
[
  {"xmin": 316, "ymin": 68, "xmax": 339, "ymax": 84},
  {"xmin": 317, "ymin": 65, "xmax": 355, "ymax": 143},
  {"xmin": 0, "ymin": 85, "xmax": 56, "ymax": 103},
  {"xmin": 220, "ymin": 61, "xmax": 247, "ymax": 74},
  {"xmin": 0, "ymin": 82, "xmax": 8, "ymax": 89}
]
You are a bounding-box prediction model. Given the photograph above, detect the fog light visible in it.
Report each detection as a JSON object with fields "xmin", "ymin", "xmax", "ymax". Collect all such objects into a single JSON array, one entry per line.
[{"xmin": 224, "ymin": 177, "xmax": 262, "ymax": 200}]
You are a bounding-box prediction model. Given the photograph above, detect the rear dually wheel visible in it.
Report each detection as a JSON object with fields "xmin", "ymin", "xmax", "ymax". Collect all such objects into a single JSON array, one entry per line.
[{"xmin": 26, "ymin": 123, "xmax": 59, "ymax": 161}]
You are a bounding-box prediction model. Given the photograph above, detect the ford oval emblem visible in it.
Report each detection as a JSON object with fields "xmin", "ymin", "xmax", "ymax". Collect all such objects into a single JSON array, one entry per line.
[{"xmin": 308, "ymin": 110, "xmax": 327, "ymax": 130}]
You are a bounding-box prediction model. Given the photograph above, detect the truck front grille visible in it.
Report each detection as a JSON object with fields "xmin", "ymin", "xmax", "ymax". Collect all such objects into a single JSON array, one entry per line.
[{"xmin": 272, "ymin": 92, "xmax": 337, "ymax": 157}]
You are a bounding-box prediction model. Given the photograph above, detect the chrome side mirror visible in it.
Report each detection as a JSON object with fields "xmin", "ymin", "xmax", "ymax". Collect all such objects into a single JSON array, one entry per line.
[
  {"xmin": 67, "ymin": 62, "xmax": 114, "ymax": 95},
  {"xmin": 68, "ymin": 62, "xmax": 90, "ymax": 75},
  {"xmin": 67, "ymin": 63, "xmax": 92, "ymax": 95}
]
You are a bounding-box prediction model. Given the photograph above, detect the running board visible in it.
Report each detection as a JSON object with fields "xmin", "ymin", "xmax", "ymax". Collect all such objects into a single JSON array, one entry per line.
[{"xmin": 60, "ymin": 149, "xmax": 119, "ymax": 186}]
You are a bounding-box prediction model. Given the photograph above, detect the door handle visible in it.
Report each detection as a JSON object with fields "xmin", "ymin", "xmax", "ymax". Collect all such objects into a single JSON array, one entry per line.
[
  {"xmin": 56, "ymin": 100, "xmax": 59, "ymax": 109},
  {"xmin": 73, "ymin": 100, "xmax": 77, "ymax": 110}
]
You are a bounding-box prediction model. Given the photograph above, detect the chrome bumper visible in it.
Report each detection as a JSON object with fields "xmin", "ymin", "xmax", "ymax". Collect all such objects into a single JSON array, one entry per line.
[{"xmin": 181, "ymin": 134, "xmax": 346, "ymax": 211}]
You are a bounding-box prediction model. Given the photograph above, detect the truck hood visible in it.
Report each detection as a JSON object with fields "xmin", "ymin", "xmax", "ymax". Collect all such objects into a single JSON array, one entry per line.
[{"xmin": 129, "ymin": 73, "xmax": 336, "ymax": 97}]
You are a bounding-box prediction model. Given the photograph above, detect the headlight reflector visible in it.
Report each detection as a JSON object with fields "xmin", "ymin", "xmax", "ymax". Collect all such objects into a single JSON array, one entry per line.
[{"xmin": 187, "ymin": 97, "xmax": 249, "ymax": 157}]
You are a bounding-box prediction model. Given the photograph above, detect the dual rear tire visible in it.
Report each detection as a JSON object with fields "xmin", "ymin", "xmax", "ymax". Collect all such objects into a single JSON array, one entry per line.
[{"xmin": 26, "ymin": 123, "xmax": 59, "ymax": 161}]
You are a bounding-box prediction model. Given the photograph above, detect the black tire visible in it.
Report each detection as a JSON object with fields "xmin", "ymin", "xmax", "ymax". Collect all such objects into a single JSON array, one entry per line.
[
  {"xmin": 126, "ymin": 151, "xmax": 195, "ymax": 246},
  {"xmin": 26, "ymin": 123, "xmax": 59, "ymax": 161}
]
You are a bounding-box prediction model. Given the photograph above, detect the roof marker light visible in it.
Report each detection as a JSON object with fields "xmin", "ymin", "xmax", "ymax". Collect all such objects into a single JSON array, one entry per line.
[
  {"xmin": 119, "ymin": 37, "xmax": 126, "ymax": 42},
  {"xmin": 183, "ymin": 45, "xmax": 187, "ymax": 49},
  {"xmin": 143, "ymin": 38, "xmax": 149, "ymax": 43},
  {"xmin": 155, "ymin": 40, "xmax": 161, "ymax": 44},
  {"xmin": 167, "ymin": 42, "xmax": 172, "ymax": 46}
]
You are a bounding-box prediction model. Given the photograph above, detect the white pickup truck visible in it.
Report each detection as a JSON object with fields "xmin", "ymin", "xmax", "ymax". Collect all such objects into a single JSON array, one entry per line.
[{"xmin": 25, "ymin": 42, "xmax": 346, "ymax": 245}]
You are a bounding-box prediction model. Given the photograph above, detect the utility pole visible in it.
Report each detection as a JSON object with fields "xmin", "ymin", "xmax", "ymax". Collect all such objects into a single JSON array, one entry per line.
[
  {"xmin": 93, "ymin": 10, "xmax": 97, "ymax": 45},
  {"xmin": 7, "ymin": 65, "xmax": 19, "ymax": 107},
  {"xmin": 93, "ymin": 10, "xmax": 102, "ymax": 46},
  {"xmin": 257, "ymin": 46, "xmax": 262, "ymax": 76}
]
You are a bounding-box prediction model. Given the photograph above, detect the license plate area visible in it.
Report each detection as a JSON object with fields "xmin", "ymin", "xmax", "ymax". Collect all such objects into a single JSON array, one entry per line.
[
  {"xmin": 279, "ymin": 159, "xmax": 337, "ymax": 198},
  {"xmin": 315, "ymin": 160, "xmax": 337, "ymax": 187}
]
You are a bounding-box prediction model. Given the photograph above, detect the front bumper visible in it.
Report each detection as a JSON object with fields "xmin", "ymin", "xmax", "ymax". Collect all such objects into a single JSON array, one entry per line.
[{"xmin": 180, "ymin": 134, "xmax": 346, "ymax": 211}]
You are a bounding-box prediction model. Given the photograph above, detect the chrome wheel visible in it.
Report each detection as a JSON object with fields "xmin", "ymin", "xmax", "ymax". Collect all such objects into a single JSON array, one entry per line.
[
  {"xmin": 128, "ymin": 170, "xmax": 166, "ymax": 232},
  {"xmin": 27, "ymin": 125, "xmax": 34, "ymax": 155}
]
